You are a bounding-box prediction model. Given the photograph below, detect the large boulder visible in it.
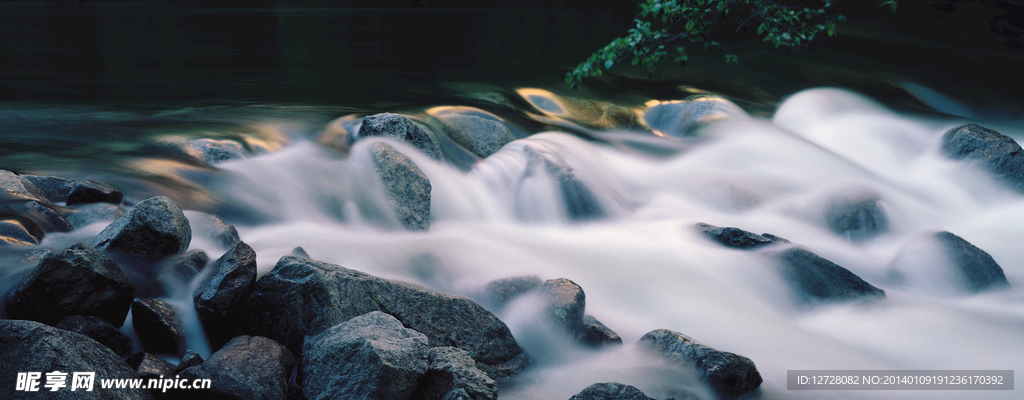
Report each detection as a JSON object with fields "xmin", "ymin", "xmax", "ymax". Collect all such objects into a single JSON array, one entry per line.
[
  {"xmin": 370, "ymin": 142, "xmax": 432, "ymax": 231},
  {"xmin": 193, "ymin": 241, "xmax": 257, "ymax": 347},
  {"xmin": 941, "ymin": 123, "xmax": 1024, "ymax": 193},
  {"xmin": 0, "ymin": 319, "xmax": 153, "ymax": 400},
  {"xmin": 6, "ymin": 242, "xmax": 135, "ymax": 326},
  {"xmin": 22, "ymin": 175, "xmax": 75, "ymax": 203},
  {"xmin": 66, "ymin": 180, "xmax": 123, "ymax": 206},
  {"xmin": 934, "ymin": 231, "xmax": 1010, "ymax": 292},
  {"xmin": 777, "ymin": 248, "xmax": 886, "ymax": 302},
  {"xmin": 302, "ymin": 311, "xmax": 428, "ymax": 400},
  {"xmin": 541, "ymin": 278, "xmax": 586, "ymax": 334},
  {"xmin": 639, "ymin": 329, "xmax": 761, "ymax": 400},
  {"xmin": 567, "ymin": 382, "xmax": 652, "ymax": 400},
  {"xmin": 174, "ymin": 349, "xmax": 204, "ymax": 374},
  {"xmin": 132, "ymin": 298, "xmax": 185, "ymax": 355},
  {"xmin": 55, "ymin": 315, "xmax": 133, "ymax": 358},
  {"xmin": 94, "ymin": 196, "xmax": 192, "ymax": 261},
  {"xmin": 479, "ymin": 275, "xmax": 543, "ymax": 310},
  {"xmin": 696, "ymin": 223, "xmax": 789, "ymax": 249},
  {"xmin": 360, "ymin": 113, "xmax": 443, "ymax": 160},
  {"xmin": 126, "ymin": 352, "xmax": 176, "ymax": 381},
  {"xmin": 179, "ymin": 336, "xmax": 295, "ymax": 400},
  {"xmin": 413, "ymin": 347, "xmax": 497, "ymax": 400},
  {"xmin": 439, "ymin": 114, "xmax": 515, "ymax": 159},
  {"xmin": 246, "ymin": 256, "xmax": 524, "ymax": 374}
]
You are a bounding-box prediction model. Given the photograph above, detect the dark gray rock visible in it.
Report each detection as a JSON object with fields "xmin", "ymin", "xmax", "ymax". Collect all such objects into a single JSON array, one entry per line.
[
  {"xmin": 67, "ymin": 180, "xmax": 124, "ymax": 206},
  {"xmin": 291, "ymin": 246, "xmax": 311, "ymax": 258},
  {"xmin": 0, "ymin": 169, "xmax": 46, "ymax": 200},
  {"xmin": 942, "ymin": 124, "xmax": 1024, "ymax": 193},
  {"xmin": 23, "ymin": 175, "xmax": 75, "ymax": 203},
  {"xmin": 825, "ymin": 197, "xmax": 888, "ymax": 242},
  {"xmin": 132, "ymin": 298, "xmax": 185, "ymax": 355},
  {"xmin": 157, "ymin": 249, "xmax": 210, "ymax": 283},
  {"xmin": 179, "ymin": 335, "xmax": 295, "ymax": 400},
  {"xmin": 188, "ymin": 138, "xmax": 246, "ymax": 164},
  {"xmin": 643, "ymin": 95, "xmax": 747, "ymax": 137},
  {"xmin": 0, "ymin": 319, "xmax": 153, "ymax": 400},
  {"xmin": 94, "ymin": 196, "xmax": 192, "ymax": 261},
  {"xmin": 541, "ymin": 278, "xmax": 586, "ymax": 334},
  {"xmin": 27, "ymin": 199, "xmax": 74, "ymax": 232},
  {"xmin": 174, "ymin": 349, "xmax": 205, "ymax": 374},
  {"xmin": 439, "ymin": 115, "xmax": 516, "ymax": 158},
  {"xmin": 193, "ymin": 241, "xmax": 257, "ymax": 347},
  {"xmin": 55, "ymin": 315, "xmax": 133, "ymax": 358},
  {"xmin": 480, "ymin": 275, "xmax": 542, "ymax": 310},
  {"xmin": 696, "ymin": 222, "xmax": 789, "ymax": 249},
  {"xmin": 576, "ymin": 315, "xmax": 623, "ymax": 348},
  {"xmin": 302, "ymin": 311, "xmax": 428, "ymax": 400},
  {"xmin": 127, "ymin": 352, "xmax": 177, "ymax": 380},
  {"xmin": 246, "ymin": 256, "xmax": 524, "ymax": 374},
  {"xmin": 640, "ymin": 329, "xmax": 761, "ymax": 400},
  {"xmin": 6, "ymin": 242, "xmax": 135, "ymax": 326},
  {"xmin": 190, "ymin": 212, "xmax": 241, "ymax": 249},
  {"xmin": 567, "ymin": 382, "xmax": 651, "ymax": 400},
  {"xmin": 777, "ymin": 248, "xmax": 886, "ymax": 302},
  {"xmin": 361, "ymin": 112, "xmax": 443, "ymax": 160},
  {"xmin": 0, "ymin": 218, "xmax": 38, "ymax": 245},
  {"xmin": 524, "ymin": 146, "xmax": 603, "ymax": 221},
  {"xmin": 934, "ymin": 231, "xmax": 1010, "ymax": 292},
  {"xmin": 413, "ymin": 347, "xmax": 497, "ymax": 400},
  {"xmin": 64, "ymin": 202, "xmax": 128, "ymax": 229},
  {"xmin": 370, "ymin": 142, "xmax": 432, "ymax": 231}
]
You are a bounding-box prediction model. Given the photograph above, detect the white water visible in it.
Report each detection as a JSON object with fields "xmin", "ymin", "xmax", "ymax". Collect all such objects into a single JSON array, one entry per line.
[{"xmin": 40, "ymin": 87, "xmax": 1023, "ymax": 399}]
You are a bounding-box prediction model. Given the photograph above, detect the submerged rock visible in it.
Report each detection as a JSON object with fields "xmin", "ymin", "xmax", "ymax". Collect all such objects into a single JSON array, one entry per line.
[
  {"xmin": 55, "ymin": 315, "xmax": 133, "ymax": 358},
  {"xmin": 64, "ymin": 202, "xmax": 128, "ymax": 229},
  {"xmin": 567, "ymin": 382, "xmax": 652, "ymax": 400},
  {"xmin": 576, "ymin": 315, "xmax": 623, "ymax": 348},
  {"xmin": 640, "ymin": 329, "xmax": 762, "ymax": 400},
  {"xmin": 934, "ymin": 231, "xmax": 1010, "ymax": 292},
  {"xmin": 188, "ymin": 138, "xmax": 247, "ymax": 164},
  {"xmin": 370, "ymin": 142, "xmax": 432, "ymax": 231},
  {"xmin": 302, "ymin": 311, "xmax": 428, "ymax": 400},
  {"xmin": 439, "ymin": 114, "xmax": 516, "ymax": 158},
  {"xmin": 0, "ymin": 219, "xmax": 38, "ymax": 245},
  {"xmin": 132, "ymin": 298, "xmax": 185, "ymax": 355},
  {"xmin": 414, "ymin": 347, "xmax": 498, "ymax": 400},
  {"xmin": 94, "ymin": 196, "xmax": 192, "ymax": 261},
  {"xmin": 525, "ymin": 146, "xmax": 603, "ymax": 221},
  {"xmin": 189, "ymin": 212, "xmax": 241, "ymax": 249},
  {"xmin": 480, "ymin": 275, "xmax": 543, "ymax": 310},
  {"xmin": 777, "ymin": 248, "xmax": 886, "ymax": 302},
  {"xmin": 644, "ymin": 95, "xmax": 748, "ymax": 137},
  {"xmin": 66, "ymin": 180, "xmax": 123, "ymax": 206},
  {"xmin": 179, "ymin": 335, "xmax": 295, "ymax": 400},
  {"xmin": 6, "ymin": 242, "xmax": 135, "ymax": 326},
  {"xmin": 825, "ymin": 197, "xmax": 888, "ymax": 242},
  {"xmin": 193, "ymin": 241, "xmax": 258, "ymax": 347},
  {"xmin": 696, "ymin": 222, "xmax": 789, "ymax": 249},
  {"xmin": 942, "ymin": 123, "xmax": 1024, "ymax": 193},
  {"xmin": 360, "ymin": 113, "xmax": 443, "ymax": 160}
]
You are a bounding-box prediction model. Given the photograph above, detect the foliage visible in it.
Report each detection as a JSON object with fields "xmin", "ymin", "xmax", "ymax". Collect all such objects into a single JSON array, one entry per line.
[{"xmin": 566, "ymin": 0, "xmax": 898, "ymax": 88}]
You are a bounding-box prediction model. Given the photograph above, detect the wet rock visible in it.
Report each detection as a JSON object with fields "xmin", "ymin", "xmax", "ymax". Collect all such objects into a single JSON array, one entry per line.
[
  {"xmin": 291, "ymin": 245, "xmax": 311, "ymax": 258},
  {"xmin": 413, "ymin": 347, "xmax": 497, "ymax": 400},
  {"xmin": 0, "ymin": 319, "xmax": 153, "ymax": 400},
  {"xmin": 567, "ymin": 382, "xmax": 652, "ymax": 400},
  {"xmin": 188, "ymin": 138, "xmax": 246, "ymax": 164},
  {"xmin": 370, "ymin": 142, "xmax": 432, "ymax": 231},
  {"xmin": 480, "ymin": 275, "xmax": 542, "ymax": 310},
  {"xmin": 179, "ymin": 335, "xmax": 295, "ymax": 400},
  {"xmin": 0, "ymin": 197, "xmax": 73, "ymax": 244},
  {"xmin": 0, "ymin": 169, "xmax": 46, "ymax": 200},
  {"xmin": 825, "ymin": 197, "xmax": 888, "ymax": 242},
  {"xmin": 777, "ymin": 248, "xmax": 886, "ymax": 302},
  {"xmin": 55, "ymin": 315, "xmax": 133, "ymax": 358},
  {"xmin": 0, "ymin": 218, "xmax": 39, "ymax": 245},
  {"xmin": 942, "ymin": 124, "xmax": 1024, "ymax": 193},
  {"xmin": 132, "ymin": 298, "xmax": 185, "ymax": 355},
  {"xmin": 174, "ymin": 349, "xmax": 205, "ymax": 374},
  {"xmin": 66, "ymin": 180, "xmax": 124, "ymax": 206},
  {"xmin": 157, "ymin": 249, "xmax": 210, "ymax": 283},
  {"xmin": 64, "ymin": 202, "xmax": 128, "ymax": 229},
  {"xmin": 23, "ymin": 175, "xmax": 75, "ymax": 203},
  {"xmin": 439, "ymin": 115, "xmax": 516, "ymax": 158},
  {"xmin": 696, "ymin": 222, "xmax": 789, "ymax": 249},
  {"xmin": 193, "ymin": 241, "xmax": 257, "ymax": 347},
  {"xmin": 188, "ymin": 211, "xmax": 241, "ymax": 249},
  {"xmin": 6, "ymin": 242, "xmax": 135, "ymax": 326},
  {"xmin": 640, "ymin": 329, "xmax": 762, "ymax": 400},
  {"xmin": 576, "ymin": 315, "xmax": 623, "ymax": 348},
  {"xmin": 524, "ymin": 147, "xmax": 603, "ymax": 221},
  {"xmin": 94, "ymin": 196, "xmax": 192, "ymax": 261},
  {"xmin": 934, "ymin": 231, "xmax": 1010, "ymax": 292},
  {"xmin": 302, "ymin": 311, "xmax": 428, "ymax": 400},
  {"xmin": 246, "ymin": 256, "xmax": 524, "ymax": 374},
  {"xmin": 127, "ymin": 352, "xmax": 176, "ymax": 380},
  {"xmin": 644, "ymin": 95, "xmax": 748, "ymax": 137},
  {"xmin": 360, "ymin": 112, "xmax": 443, "ymax": 160},
  {"xmin": 541, "ymin": 278, "xmax": 586, "ymax": 334}
]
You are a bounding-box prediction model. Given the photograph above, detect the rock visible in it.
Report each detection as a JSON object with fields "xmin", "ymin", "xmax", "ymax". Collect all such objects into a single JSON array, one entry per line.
[
  {"xmin": 193, "ymin": 241, "xmax": 257, "ymax": 347},
  {"xmin": 643, "ymin": 95, "xmax": 748, "ymax": 137},
  {"xmin": 174, "ymin": 349, "xmax": 205, "ymax": 374},
  {"xmin": 302, "ymin": 312, "xmax": 428, "ymax": 400},
  {"xmin": 26, "ymin": 199, "xmax": 74, "ymax": 232},
  {"xmin": 413, "ymin": 347, "xmax": 497, "ymax": 400},
  {"xmin": 360, "ymin": 112, "xmax": 443, "ymax": 160},
  {"xmin": 0, "ymin": 319, "xmax": 153, "ymax": 400},
  {"xmin": 132, "ymin": 298, "xmax": 185, "ymax": 355},
  {"xmin": 934, "ymin": 231, "xmax": 1010, "ymax": 292},
  {"xmin": 640, "ymin": 329, "xmax": 762, "ymax": 400},
  {"xmin": 66, "ymin": 180, "xmax": 124, "ymax": 206},
  {"xmin": 370, "ymin": 142, "xmax": 432, "ymax": 231},
  {"xmin": 188, "ymin": 138, "xmax": 246, "ymax": 164},
  {"xmin": 576, "ymin": 315, "xmax": 623, "ymax": 348},
  {"xmin": 126, "ymin": 352, "xmax": 176, "ymax": 380},
  {"xmin": 0, "ymin": 197, "xmax": 74, "ymax": 244},
  {"xmin": 941, "ymin": 123, "xmax": 1024, "ymax": 193},
  {"xmin": 22, "ymin": 175, "xmax": 75, "ymax": 203},
  {"xmin": 157, "ymin": 249, "xmax": 210, "ymax": 283},
  {"xmin": 188, "ymin": 212, "xmax": 241, "ymax": 249},
  {"xmin": 439, "ymin": 115, "xmax": 516, "ymax": 158},
  {"xmin": 246, "ymin": 256, "xmax": 524, "ymax": 373},
  {"xmin": 64, "ymin": 202, "xmax": 128, "ymax": 229},
  {"xmin": 696, "ymin": 223, "xmax": 789, "ymax": 249},
  {"xmin": 567, "ymin": 382, "xmax": 651, "ymax": 400},
  {"xmin": 94, "ymin": 196, "xmax": 192, "ymax": 261},
  {"xmin": 55, "ymin": 315, "xmax": 133, "ymax": 358},
  {"xmin": 777, "ymin": 248, "xmax": 886, "ymax": 302},
  {"xmin": 825, "ymin": 197, "xmax": 888, "ymax": 242},
  {"xmin": 6, "ymin": 242, "xmax": 135, "ymax": 326},
  {"xmin": 0, "ymin": 169, "xmax": 46, "ymax": 200},
  {"xmin": 480, "ymin": 275, "xmax": 542, "ymax": 310},
  {"xmin": 541, "ymin": 278, "xmax": 586, "ymax": 334},
  {"xmin": 0, "ymin": 218, "xmax": 39, "ymax": 245},
  {"xmin": 291, "ymin": 246, "xmax": 311, "ymax": 258},
  {"xmin": 179, "ymin": 336, "xmax": 295, "ymax": 400},
  {"xmin": 524, "ymin": 147, "xmax": 603, "ymax": 221}
]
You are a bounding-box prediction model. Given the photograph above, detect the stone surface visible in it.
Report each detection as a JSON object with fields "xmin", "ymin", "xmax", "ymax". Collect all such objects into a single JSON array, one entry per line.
[
  {"xmin": 777, "ymin": 248, "xmax": 886, "ymax": 303},
  {"xmin": 360, "ymin": 112, "xmax": 443, "ymax": 159},
  {"xmin": 302, "ymin": 312, "xmax": 428, "ymax": 400},
  {"xmin": 934, "ymin": 231, "xmax": 1010, "ymax": 292},
  {"xmin": 188, "ymin": 138, "xmax": 247, "ymax": 164},
  {"xmin": 94, "ymin": 196, "xmax": 192, "ymax": 261},
  {"xmin": 0, "ymin": 169, "xmax": 46, "ymax": 199},
  {"xmin": 439, "ymin": 114, "xmax": 515, "ymax": 158},
  {"xmin": 193, "ymin": 241, "xmax": 257, "ymax": 347},
  {"xmin": 480, "ymin": 275, "xmax": 542, "ymax": 310},
  {"xmin": 640, "ymin": 329, "xmax": 762, "ymax": 400},
  {"xmin": 174, "ymin": 349, "xmax": 205, "ymax": 373},
  {"xmin": 23, "ymin": 175, "xmax": 75, "ymax": 203},
  {"xmin": 246, "ymin": 256, "xmax": 523, "ymax": 373},
  {"xmin": 696, "ymin": 223, "xmax": 789, "ymax": 249},
  {"xmin": 643, "ymin": 95, "xmax": 748, "ymax": 137},
  {"xmin": 64, "ymin": 202, "xmax": 128, "ymax": 229},
  {"xmin": 413, "ymin": 347, "xmax": 498, "ymax": 400},
  {"xmin": 189, "ymin": 212, "xmax": 241, "ymax": 249},
  {"xmin": 370, "ymin": 142, "xmax": 432, "ymax": 231},
  {"xmin": 567, "ymin": 382, "xmax": 651, "ymax": 400},
  {"xmin": 0, "ymin": 319, "xmax": 153, "ymax": 399},
  {"xmin": 825, "ymin": 197, "xmax": 888, "ymax": 242},
  {"xmin": 942, "ymin": 123, "xmax": 1024, "ymax": 193},
  {"xmin": 576, "ymin": 315, "xmax": 623, "ymax": 348},
  {"xmin": 0, "ymin": 218, "xmax": 38, "ymax": 245},
  {"xmin": 157, "ymin": 249, "xmax": 210, "ymax": 283},
  {"xmin": 55, "ymin": 315, "xmax": 134, "ymax": 358},
  {"xmin": 126, "ymin": 352, "xmax": 176, "ymax": 380},
  {"xmin": 66, "ymin": 180, "xmax": 124, "ymax": 206},
  {"xmin": 6, "ymin": 242, "xmax": 135, "ymax": 326},
  {"xmin": 179, "ymin": 335, "xmax": 295, "ymax": 400},
  {"xmin": 541, "ymin": 278, "xmax": 587, "ymax": 334},
  {"xmin": 132, "ymin": 298, "xmax": 185, "ymax": 355}
]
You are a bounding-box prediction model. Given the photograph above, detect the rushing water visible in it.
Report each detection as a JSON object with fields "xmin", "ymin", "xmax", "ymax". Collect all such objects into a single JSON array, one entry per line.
[{"xmin": 3, "ymin": 85, "xmax": 1022, "ymax": 400}]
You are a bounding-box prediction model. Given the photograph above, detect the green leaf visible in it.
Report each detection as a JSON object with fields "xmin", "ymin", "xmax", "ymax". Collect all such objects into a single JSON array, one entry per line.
[
  {"xmin": 604, "ymin": 59, "xmax": 614, "ymax": 69},
  {"xmin": 631, "ymin": 57, "xmax": 640, "ymax": 66},
  {"xmin": 685, "ymin": 19, "xmax": 694, "ymax": 31}
]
